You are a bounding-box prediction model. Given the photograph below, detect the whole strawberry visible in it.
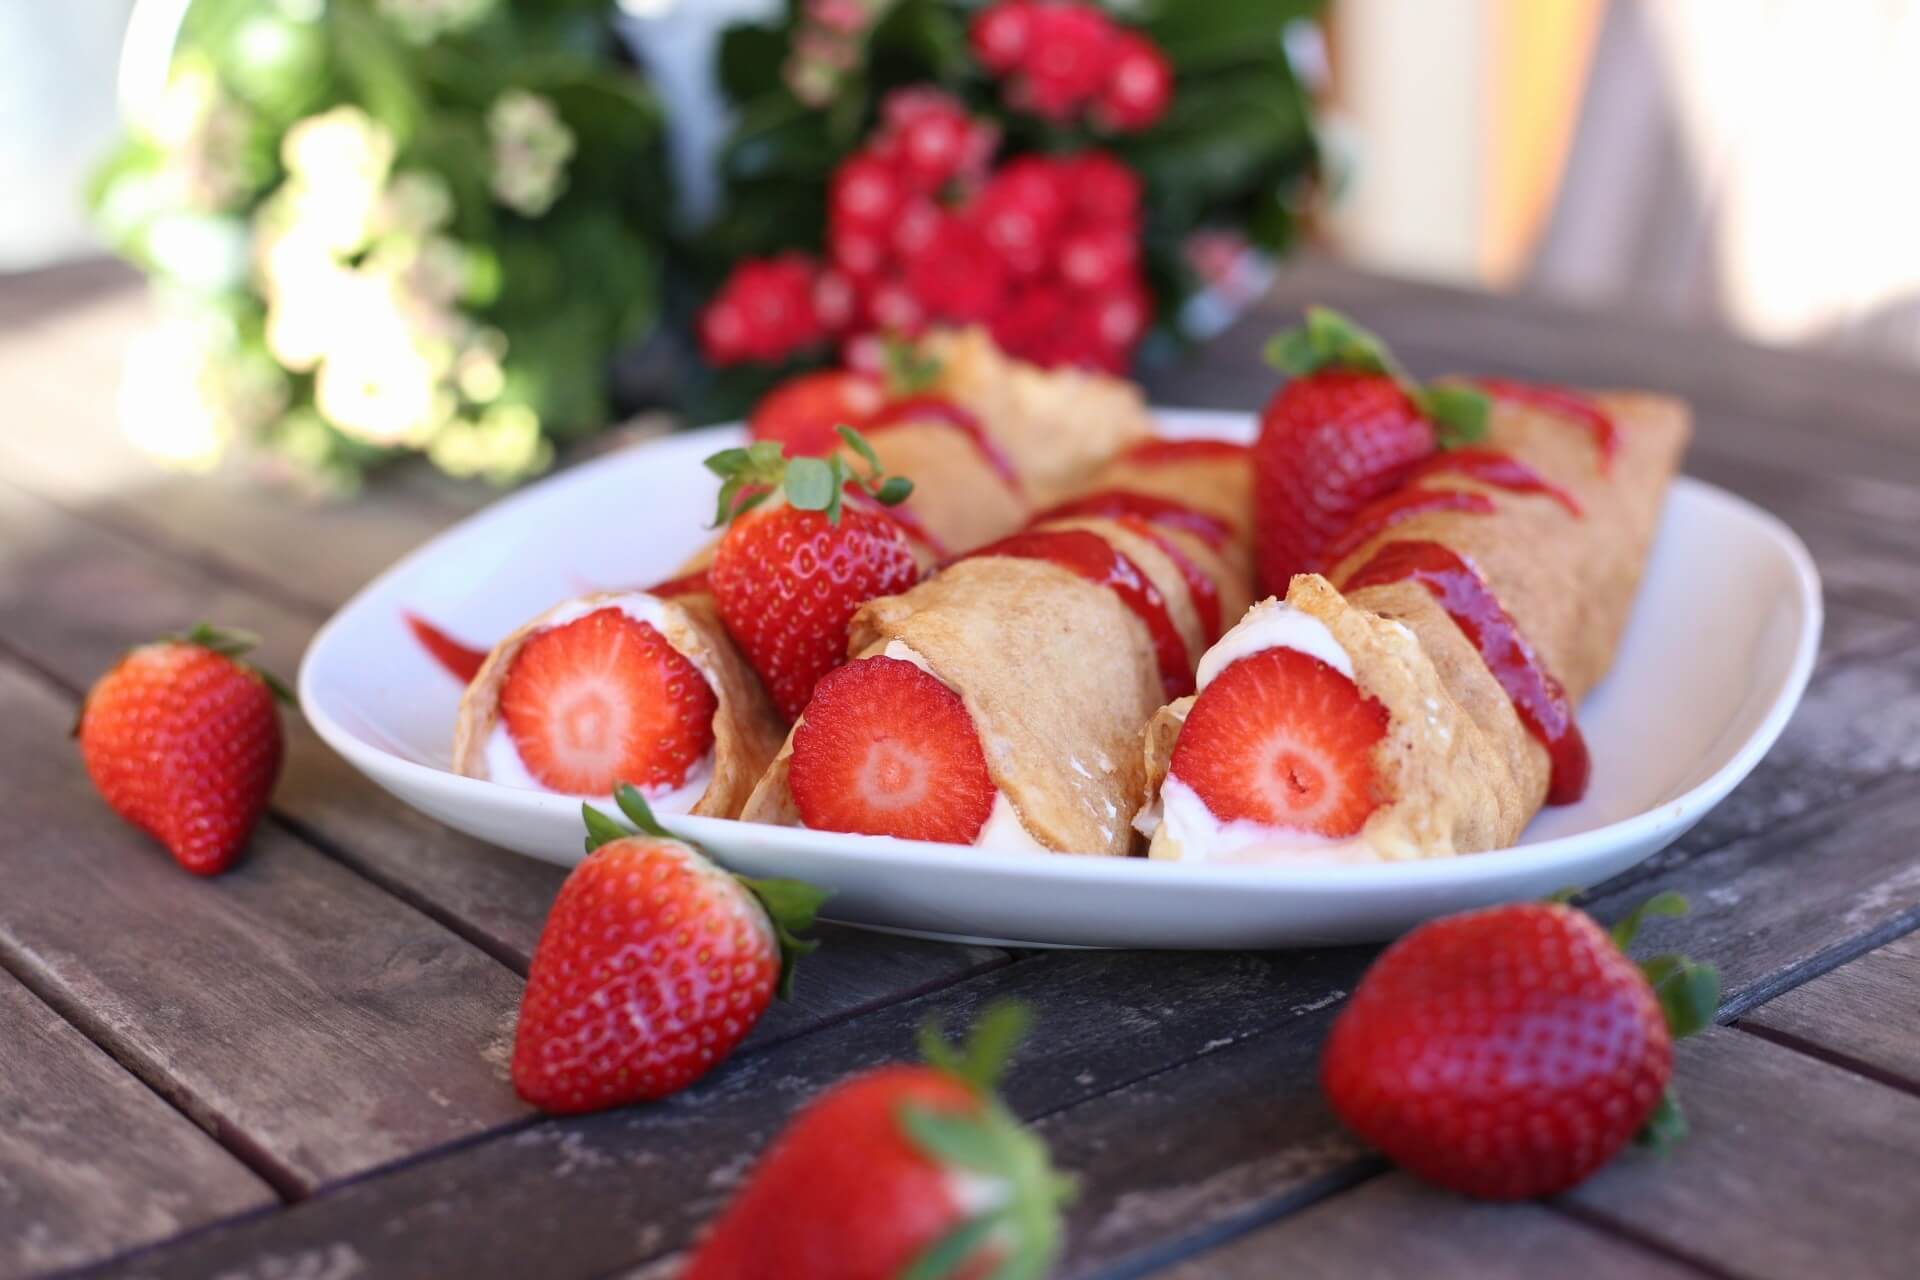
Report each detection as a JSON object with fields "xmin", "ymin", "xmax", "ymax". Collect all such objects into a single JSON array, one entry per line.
[
  {"xmin": 707, "ymin": 427, "xmax": 921, "ymax": 720},
  {"xmin": 77, "ymin": 623, "xmax": 288, "ymax": 876},
  {"xmin": 1254, "ymin": 306, "xmax": 1491, "ymax": 594},
  {"xmin": 1321, "ymin": 894, "xmax": 1720, "ymax": 1200},
  {"xmin": 683, "ymin": 1003, "xmax": 1070, "ymax": 1280},
  {"xmin": 511, "ymin": 786, "xmax": 828, "ymax": 1114}
]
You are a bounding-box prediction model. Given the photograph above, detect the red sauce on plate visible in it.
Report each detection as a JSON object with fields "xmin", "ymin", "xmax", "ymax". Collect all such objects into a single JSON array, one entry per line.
[
  {"xmin": 1321, "ymin": 489, "xmax": 1496, "ymax": 569},
  {"xmin": 1341, "ymin": 540, "xmax": 1590, "ymax": 804},
  {"xmin": 1410, "ymin": 448, "xmax": 1582, "ymax": 516},
  {"xmin": 865, "ymin": 395, "xmax": 1024, "ymax": 495},
  {"xmin": 404, "ymin": 613, "xmax": 489, "ymax": 684},
  {"xmin": 1475, "ymin": 379, "xmax": 1618, "ymax": 469},
  {"xmin": 1034, "ymin": 488, "xmax": 1234, "ymax": 551},
  {"xmin": 966, "ymin": 528, "xmax": 1193, "ymax": 699},
  {"xmin": 1119, "ymin": 438, "xmax": 1251, "ymax": 466}
]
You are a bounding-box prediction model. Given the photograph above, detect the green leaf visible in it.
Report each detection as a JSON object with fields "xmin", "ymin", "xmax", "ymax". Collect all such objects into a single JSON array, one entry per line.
[
  {"xmin": 1636, "ymin": 1088, "xmax": 1688, "ymax": 1152},
  {"xmin": 900, "ymin": 1106, "xmax": 1008, "ymax": 1175},
  {"xmin": 784, "ymin": 456, "xmax": 835, "ymax": 511},
  {"xmin": 737, "ymin": 876, "xmax": 831, "ymax": 1000},
  {"xmin": 581, "ymin": 804, "xmax": 629, "ymax": 854},
  {"xmin": 1610, "ymin": 890, "xmax": 1689, "ymax": 951},
  {"xmin": 919, "ymin": 1000, "xmax": 1031, "ymax": 1094},
  {"xmin": 613, "ymin": 783, "xmax": 674, "ymax": 839},
  {"xmin": 901, "ymin": 1213, "xmax": 999, "ymax": 1280},
  {"xmin": 1262, "ymin": 305, "xmax": 1394, "ymax": 379},
  {"xmin": 704, "ymin": 447, "xmax": 751, "ymax": 477},
  {"xmin": 1416, "ymin": 384, "xmax": 1492, "ymax": 449},
  {"xmin": 1541, "ymin": 886, "xmax": 1585, "ymax": 905},
  {"xmin": 836, "ymin": 424, "xmax": 882, "ymax": 473},
  {"xmin": 1644, "ymin": 956, "xmax": 1720, "ymax": 1040},
  {"xmin": 875, "ymin": 475, "xmax": 914, "ymax": 506},
  {"xmin": 1262, "ymin": 326, "xmax": 1321, "ymax": 377}
]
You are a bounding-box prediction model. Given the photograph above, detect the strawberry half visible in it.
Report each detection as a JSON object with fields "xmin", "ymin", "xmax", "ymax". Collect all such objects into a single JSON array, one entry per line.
[
  {"xmin": 1254, "ymin": 306, "xmax": 1491, "ymax": 595},
  {"xmin": 1321, "ymin": 893, "xmax": 1720, "ymax": 1200},
  {"xmin": 511, "ymin": 786, "xmax": 829, "ymax": 1114},
  {"xmin": 747, "ymin": 369, "xmax": 888, "ymax": 458},
  {"xmin": 1168, "ymin": 646, "xmax": 1389, "ymax": 838},
  {"xmin": 706, "ymin": 429, "xmax": 922, "ymax": 720},
  {"xmin": 683, "ymin": 1002, "xmax": 1070, "ymax": 1280},
  {"xmin": 76, "ymin": 623, "xmax": 288, "ymax": 876},
  {"xmin": 788, "ymin": 655, "xmax": 998, "ymax": 844},
  {"xmin": 498, "ymin": 607, "xmax": 717, "ymax": 796}
]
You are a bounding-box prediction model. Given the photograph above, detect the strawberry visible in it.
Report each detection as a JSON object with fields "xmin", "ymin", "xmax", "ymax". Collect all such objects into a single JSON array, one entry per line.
[
  {"xmin": 747, "ymin": 369, "xmax": 887, "ymax": 458},
  {"xmin": 512, "ymin": 786, "xmax": 828, "ymax": 1114},
  {"xmin": 1168, "ymin": 646, "xmax": 1388, "ymax": 837},
  {"xmin": 1321, "ymin": 893, "xmax": 1720, "ymax": 1200},
  {"xmin": 76, "ymin": 623, "xmax": 287, "ymax": 876},
  {"xmin": 707, "ymin": 429, "xmax": 922, "ymax": 720},
  {"xmin": 683, "ymin": 1002, "xmax": 1070, "ymax": 1280},
  {"xmin": 788, "ymin": 655, "xmax": 998, "ymax": 844},
  {"xmin": 498, "ymin": 606, "xmax": 717, "ymax": 797},
  {"xmin": 1254, "ymin": 306, "xmax": 1491, "ymax": 595}
]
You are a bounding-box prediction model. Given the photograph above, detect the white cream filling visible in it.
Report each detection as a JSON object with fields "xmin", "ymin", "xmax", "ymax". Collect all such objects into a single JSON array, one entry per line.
[
  {"xmin": 1153, "ymin": 599, "xmax": 1379, "ymax": 865},
  {"xmin": 876, "ymin": 641, "xmax": 1048, "ymax": 852},
  {"xmin": 482, "ymin": 591, "xmax": 719, "ymax": 815}
]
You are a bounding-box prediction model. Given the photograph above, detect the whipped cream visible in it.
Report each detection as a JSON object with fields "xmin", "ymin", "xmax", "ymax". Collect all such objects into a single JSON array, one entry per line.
[
  {"xmin": 482, "ymin": 591, "xmax": 718, "ymax": 815},
  {"xmin": 1151, "ymin": 598, "xmax": 1379, "ymax": 864},
  {"xmin": 877, "ymin": 641, "xmax": 1048, "ymax": 852}
]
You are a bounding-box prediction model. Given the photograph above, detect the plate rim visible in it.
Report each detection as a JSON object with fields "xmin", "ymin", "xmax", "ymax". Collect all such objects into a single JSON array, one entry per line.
[{"xmin": 299, "ymin": 410, "xmax": 1824, "ymax": 895}]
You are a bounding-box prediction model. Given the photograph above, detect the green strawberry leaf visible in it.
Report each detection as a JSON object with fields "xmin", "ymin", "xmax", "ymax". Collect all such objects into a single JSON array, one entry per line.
[
  {"xmin": 1642, "ymin": 954, "xmax": 1720, "ymax": 1040},
  {"xmin": 1413, "ymin": 383, "xmax": 1492, "ymax": 449},
  {"xmin": 702, "ymin": 446, "xmax": 752, "ymax": 477},
  {"xmin": 581, "ymin": 803, "xmax": 630, "ymax": 854},
  {"xmin": 836, "ymin": 423, "xmax": 882, "ymax": 473},
  {"xmin": 1611, "ymin": 890, "xmax": 1690, "ymax": 951},
  {"xmin": 875, "ymin": 474, "xmax": 914, "ymax": 506},
  {"xmin": 783, "ymin": 456, "xmax": 836, "ymax": 512},
  {"xmin": 613, "ymin": 783, "xmax": 675, "ymax": 839},
  {"xmin": 919, "ymin": 1000, "xmax": 1031, "ymax": 1094},
  {"xmin": 900, "ymin": 1213, "xmax": 999, "ymax": 1280},
  {"xmin": 737, "ymin": 875, "xmax": 832, "ymax": 1000},
  {"xmin": 1541, "ymin": 885, "xmax": 1585, "ymax": 904},
  {"xmin": 1636, "ymin": 1088, "xmax": 1688, "ymax": 1152},
  {"xmin": 1262, "ymin": 304, "xmax": 1492, "ymax": 451},
  {"xmin": 900, "ymin": 1105, "xmax": 1011, "ymax": 1175},
  {"xmin": 882, "ymin": 336, "xmax": 942, "ymax": 396}
]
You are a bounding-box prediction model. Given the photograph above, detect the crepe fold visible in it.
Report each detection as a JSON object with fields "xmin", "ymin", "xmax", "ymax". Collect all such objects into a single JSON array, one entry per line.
[
  {"xmin": 740, "ymin": 445, "xmax": 1256, "ymax": 855},
  {"xmin": 864, "ymin": 417, "xmax": 1029, "ymax": 554},
  {"xmin": 453, "ymin": 589, "xmax": 784, "ymax": 819},
  {"xmin": 1140, "ymin": 389, "xmax": 1691, "ymax": 863},
  {"xmin": 918, "ymin": 327, "xmax": 1155, "ymax": 506}
]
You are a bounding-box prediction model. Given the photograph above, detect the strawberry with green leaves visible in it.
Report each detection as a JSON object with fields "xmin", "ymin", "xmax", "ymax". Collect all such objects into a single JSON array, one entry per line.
[
  {"xmin": 707, "ymin": 427, "xmax": 922, "ymax": 720},
  {"xmin": 511, "ymin": 786, "xmax": 829, "ymax": 1114},
  {"xmin": 1255, "ymin": 306, "xmax": 1491, "ymax": 594},
  {"xmin": 682, "ymin": 1002, "xmax": 1070, "ymax": 1280},
  {"xmin": 1321, "ymin": 892, "xmax": 1720, "ymax": 1200},
  {"xmin": 76, "ymin": 623, "xmax": 289, "ymax": 876}
]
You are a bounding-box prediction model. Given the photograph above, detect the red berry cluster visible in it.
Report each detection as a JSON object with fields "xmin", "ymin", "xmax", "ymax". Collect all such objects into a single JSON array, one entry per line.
[
  {"xmin": 971, "ymin": 1, "xmax": 1173, "ymax": 131},
  {"xmin": 700, "ymin": 88, "xmax": 1152, "ymax": 374}
]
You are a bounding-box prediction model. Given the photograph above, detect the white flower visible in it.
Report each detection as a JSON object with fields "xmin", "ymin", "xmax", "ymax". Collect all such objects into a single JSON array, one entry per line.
[
  {"xmin": 375, "ymin": 171, "xmax": 455, "ymax": 238},
  {"xmin": 487, "ymin": 90, "xmax": 575, "ymax": 217},
  {"xmin": 315, "ymin": 341, "xmax": 448, "ymax": 446}
]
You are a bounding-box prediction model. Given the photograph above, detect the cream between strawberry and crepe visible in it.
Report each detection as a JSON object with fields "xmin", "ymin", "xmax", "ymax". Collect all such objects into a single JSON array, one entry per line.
[
  {"xmin": 740, "ymin": 438, "xmax": 1254, "ymax": 853},
  {"xmin": 1135, "ymin": 332, "xmax": 1690, "ymax": 864},
  {"xmin": 451, "ymin": 582, "xmax": 785, "ymax": 819}
]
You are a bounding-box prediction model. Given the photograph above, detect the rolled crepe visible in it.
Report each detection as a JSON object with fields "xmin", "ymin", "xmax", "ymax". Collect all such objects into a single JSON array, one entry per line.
[
  {"xmin": 741, "ymin": 460, "xmax": 1249, "ymax": 856},
  {"xmin": 918, "ymin": 326, "xmax": 1155, "ymax": 507},
  {"xmin": 862, "ymin": 414, "xmax": 1030, "ymax": 554},
  {"xmin": 454, "ymin": 588, "xmax": 784, "ymax": 819},
  {"xmin": 1137, "ymin": 388, "xmax": 1691, "ymax": 864}
]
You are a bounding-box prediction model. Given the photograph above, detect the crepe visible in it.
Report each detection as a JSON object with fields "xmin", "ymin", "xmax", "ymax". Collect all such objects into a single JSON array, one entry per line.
[
  {"xmin": 1139, "ymin": 389, "xmax": 1691, "ymax": 863},
  {"xmin": 453, "ymin": 589, "xmax": 784, "ymax": 819},
  {"xmin": 864, "ymin": 416, "xmax": 1030, "ymax": 554}
]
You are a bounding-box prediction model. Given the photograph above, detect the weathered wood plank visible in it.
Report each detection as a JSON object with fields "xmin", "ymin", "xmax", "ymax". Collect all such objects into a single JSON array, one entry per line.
[
  {"xmin": 0, "ymin": 971, "xmax": 275, "ymax": 1279},
  {"xmin": 1741, "ymin": 932, "xmax": 1920, "ymax": 1092},
  {"xmin": 0, "ymin": 657, "xmax": 531, "ymax": 1195},
  {"xmin": 96, "ymin": 946, "xmax": 1373, "ymax": 1279},
  {"xmin": 1155, "ymin": 1173, "xmax": 1703, "ymax": 1280},
  {"xmin": 0, "ymin": 476, "xmax": 1008, "ymax": 1028},
  {"xmin": 1566, "ymin": 1027, "xmax": 1920, "ymax": 1280}
]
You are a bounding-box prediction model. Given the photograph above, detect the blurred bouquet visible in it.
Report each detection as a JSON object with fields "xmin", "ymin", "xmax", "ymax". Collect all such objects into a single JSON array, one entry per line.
[
  {"xmin": 92, "ymin": 0, "xmax": 668, "ymax": 492},
  {"xmin": 694, "ymin": 0, "xmax": 1324, "ymax": 404}
]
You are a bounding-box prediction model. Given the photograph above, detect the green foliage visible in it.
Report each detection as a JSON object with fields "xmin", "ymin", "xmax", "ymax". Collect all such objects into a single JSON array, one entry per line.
[{"xmin": 89, "ymin": 0, "xmax": 668, "ymax": 493}]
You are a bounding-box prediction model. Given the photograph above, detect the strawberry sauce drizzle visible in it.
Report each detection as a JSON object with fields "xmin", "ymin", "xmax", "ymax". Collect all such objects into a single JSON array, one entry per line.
[
  {"xmin": 1321, "ymin": 489, "xmax": 1497, "ymax": 569},
  {"xmin": 1114, "ymin": 514, "xmax": 1222, "ymax": 641},
  {"xmin": 966, "ymin": 528, "xmax": 1194, "ymax": 699},
  {"xmin": 1475, "ymin": 379, "xmax": 1618, "ymax": 468},
  {"xmin": 844, "ymin": 484, "xmax": 949, "ymax": 560},
  {"xmin": 1410, "ymin": 448, "xmax": 1582, "ymax": 516},
  {"xmin": 646, "ymin": 570, "xmax": 711, "ymax": 599},
  {"xmin": 1034, "ymin": 488, "xmax": 1234, "ymax": 551},
  {"xmin": 1340, "ymin": 541, "xmax": 1589, "ymax": 804},
  {"xmin": 404, "ymin": 613, "xmax": 490, "ymax": 684},
  {"xmin": 864, "ymin": 395, "xmax": 1024, "ymax": 495},
  {"xmin": 1120, "ymin": 438, "xmax": 1251, "ymax": 466}
]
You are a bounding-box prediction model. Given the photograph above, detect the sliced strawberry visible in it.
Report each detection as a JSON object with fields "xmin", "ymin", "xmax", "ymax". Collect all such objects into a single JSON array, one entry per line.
[
  {"xmin": 748, "ymin": 370, "xmax": 887, "ymax": 458},
  {"xmin": 788, "ymin": 655, "xmax": 996, "ymax": 844},
  {"xmin": 1169, "ymin": 646, "xmax": 1389, "ymax": 837},
  {"xmin": 499, "ymin": 607, "xmax": 717, "ymax": 796}
]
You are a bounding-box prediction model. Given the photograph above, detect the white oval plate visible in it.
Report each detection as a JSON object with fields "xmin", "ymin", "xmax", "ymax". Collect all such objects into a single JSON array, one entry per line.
[{"xmin": 300, "ymin": 411, "xmax": 1822, "ymax": 948}]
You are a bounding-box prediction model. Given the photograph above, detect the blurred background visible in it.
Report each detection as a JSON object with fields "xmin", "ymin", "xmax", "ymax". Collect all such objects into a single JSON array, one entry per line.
[{"xmin": 4, "ymin": 0, "xmax": 1915, "ymax": 490}]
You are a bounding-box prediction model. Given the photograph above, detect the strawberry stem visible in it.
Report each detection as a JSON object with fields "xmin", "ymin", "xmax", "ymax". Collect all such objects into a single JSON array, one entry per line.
[
  {"xmin": 881, "ymin": 335, "xmax": 942, "ymax": 397},
  {"xmin": 736, "ymin": 875, "xmax": 832, "ymax": 1000},
  {"xmin": 703, "ymin": 428, "xmax": 912, "ymax": 529},
  {"xmin": 163, "ymin": 622, "xmax": 295, "ymax": 704},
  {"xmin": 1264, "ymin": 304, "xmax": 1490, "ymax": 449}
]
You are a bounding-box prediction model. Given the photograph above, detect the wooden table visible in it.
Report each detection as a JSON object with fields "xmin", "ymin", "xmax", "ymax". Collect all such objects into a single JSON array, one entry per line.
[{"xmin": 2, "ymin": 258, "xmax": 1916, "ymax": 1280}]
